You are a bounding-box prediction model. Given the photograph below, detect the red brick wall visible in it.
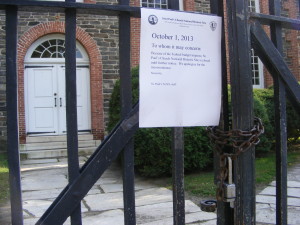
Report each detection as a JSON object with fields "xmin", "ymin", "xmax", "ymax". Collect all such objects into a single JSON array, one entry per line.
[
  {"xmin": 184, "ymin": 0, "xmax": 195, "ymax": 11},
  {"xmin": 260, "ymin": 0, "xmax": 300, "ymax": 87},
  {"xmin": 282, "ymin": 0, "xmax": 300, "ymax": 82},
  {"xmin": 259, "ymin": 0, "xmax": 273, "ymax": 88},
  {"xmin": 17, "ymin": 21, "xmax": 104, "ymax": 143},
  {"xmin": 130, "ymin": 0, "xmax": 141, "ymax": 67}
]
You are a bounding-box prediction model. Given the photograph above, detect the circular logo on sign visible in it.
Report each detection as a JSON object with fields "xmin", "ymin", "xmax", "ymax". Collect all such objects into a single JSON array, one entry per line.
[
  {"xmin": 148, "ymin": 15, "xmax": 158, "ymax": 25},
  {"xmin": 210, "ymin": 21, "xmax": 217, "ymax": 31}
]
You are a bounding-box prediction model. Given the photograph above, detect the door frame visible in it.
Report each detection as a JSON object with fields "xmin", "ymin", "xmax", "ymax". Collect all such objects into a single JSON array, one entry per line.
[
  {"xmin": 23, "ymin": 34, "xmax": 92, "ymax": 137},
  {"xmin": 24, "ymin": 64, "xmax": 91, "ymax": 136},
  {"xmin": 18, "ymin": 26, "xmax": 105, "ymax": 143}
]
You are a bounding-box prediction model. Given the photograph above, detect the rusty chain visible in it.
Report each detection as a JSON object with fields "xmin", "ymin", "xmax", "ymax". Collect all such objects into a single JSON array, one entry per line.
[{"xmin": 207, "ymin": 117, "xmax": 264, "ymax": 202}]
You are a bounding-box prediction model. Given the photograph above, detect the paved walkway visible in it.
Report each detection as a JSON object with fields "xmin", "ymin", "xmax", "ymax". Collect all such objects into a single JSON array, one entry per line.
[
  {"xmin": 256, "ymin": 164, "xmax": 300, "ymax": 225},
  {"xmin": 1, "ymin": 157, "xmax": 300, "ymax": 224},
  {"xmin": 20, "ymin": 157, "xmax": 217, "ymax": 225}
]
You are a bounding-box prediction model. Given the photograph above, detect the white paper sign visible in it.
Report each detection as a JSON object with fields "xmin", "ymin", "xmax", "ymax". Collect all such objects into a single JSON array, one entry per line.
[{"xmin": 139, "ymin": 8, "xmax": 222, "ymax": 128}]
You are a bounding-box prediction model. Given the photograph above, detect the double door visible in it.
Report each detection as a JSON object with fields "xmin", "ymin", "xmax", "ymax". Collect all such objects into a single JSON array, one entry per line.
[{"xmin": 25, "ymin": 64, "xmax": 91, "ymax": 135}]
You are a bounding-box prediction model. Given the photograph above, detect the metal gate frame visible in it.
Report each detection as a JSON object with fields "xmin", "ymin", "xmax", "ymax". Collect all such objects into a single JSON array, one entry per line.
[{"xmin": 2, "ymin": 0, "xmax": 300, "ymax": 224}]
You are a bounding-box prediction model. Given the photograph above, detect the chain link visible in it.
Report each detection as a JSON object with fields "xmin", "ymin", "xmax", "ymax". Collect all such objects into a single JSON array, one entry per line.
[
  {"xmin": 207, "ymin": 117, "xmax": 264, "ymax": 155},
  {"xmin": 207, "ymin": 117, "xmax": 264, "ymax": 202}
]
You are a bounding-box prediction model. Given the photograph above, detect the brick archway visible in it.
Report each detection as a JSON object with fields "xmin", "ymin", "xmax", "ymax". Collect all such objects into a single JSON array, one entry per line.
[{"xmin": 18, "ymin": 21, "xmax": 104, "ymax": 143}]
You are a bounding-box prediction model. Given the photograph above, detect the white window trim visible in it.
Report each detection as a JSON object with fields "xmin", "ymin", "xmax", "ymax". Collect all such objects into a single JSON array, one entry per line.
[
  {"xmin": 252, "ymin": 58, "xmax": 264, "ymax": 89},
  {"xmin": 25, "ymin": 34, "xmax": 89, "ymax": 64},
  {"xmin": 249, "ymin": 0, "xmax": 264, "ymax": 88},
  {"xmin": 140, "ymin": 0, "xmax": 184, "ymax": 10},
  {"xmin": 35, "ymin": 0, "xmax": 84, "ymax": 2},
  {"xmin": 254, "ymin": 0, "xmax": 260, "ymax": 13}
]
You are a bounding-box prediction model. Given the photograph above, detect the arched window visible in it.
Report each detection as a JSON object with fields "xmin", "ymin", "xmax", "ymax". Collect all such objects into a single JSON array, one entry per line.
[
  {"xmin": 25, "ymin": 34, "xmax": 89, "ymax": 64},
  {"xmin": 31, "ymin": 39, "xmax": 83, "ymax": 59}
]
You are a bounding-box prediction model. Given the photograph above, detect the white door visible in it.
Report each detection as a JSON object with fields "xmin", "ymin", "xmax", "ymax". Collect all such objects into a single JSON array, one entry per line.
[
  {"xmin": 26, "ymin": 65, "xmax": 91, "ymax": 135},
  {"xmin": 58, "ymin": 66, "xmax": 91, "ymax": 133},
  {"xmin": 26, "ymin": 66, "xmax": 58, "ymax": 134}
]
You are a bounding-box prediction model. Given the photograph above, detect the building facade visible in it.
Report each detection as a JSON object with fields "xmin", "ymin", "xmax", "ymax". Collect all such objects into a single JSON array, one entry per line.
[{"xmin": 0, "ymin": 0, "xmax": 299, "ymax": 150}]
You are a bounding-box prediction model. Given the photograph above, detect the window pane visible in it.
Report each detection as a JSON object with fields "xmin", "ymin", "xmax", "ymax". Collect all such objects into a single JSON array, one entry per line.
[
  {"xmin": 41, "ymin": 50, "xmax": 51, "ymax": 58},
  {"xmin": 57, "ymin": 39, "xmax": 64, "ymax": 47},
  {"xmin": 76, "ymin": 49, "xmax": 83, "ymax": 58},
  {"xmin": 42, "ymin": 40, "xmax": 50, "ymax": 48},
  {"xmin": 31, "ymin": 39, "xmax": 84, "ymax": 59},
  {"xmin": 31, "ymin": 51, "xmax": 41, "ymax": 58},
  {"xmin": 49, "ymin": 39, "xmax": 56, "ymax": 46},
  {"xmin": 48, "ymin": 46, "xmax": 56, "ymax": 53},
  {"xmin": 141, "ymin": 0, "xmax": 168, "ymax": 9}
]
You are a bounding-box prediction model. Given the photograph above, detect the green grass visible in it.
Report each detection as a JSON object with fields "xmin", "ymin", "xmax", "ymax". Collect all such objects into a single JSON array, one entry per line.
[
  {"xmin": 184, "ymin": 171, "xmax": 215, "ymax": 197},
  {"xmin": 183, "ymin": 149, "xmax": 300, "ymax": 198},
  {"xmin": 256, "ymin": 150, "xmax": 300, "ymax": 185},
  {"xmin": 0, "ymin": 153, "xmax": 9, "ymax": 204}
]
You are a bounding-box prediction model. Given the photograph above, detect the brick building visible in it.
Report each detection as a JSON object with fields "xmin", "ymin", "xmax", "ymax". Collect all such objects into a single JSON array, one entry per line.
[{"xmin": 0, "ymin": 0, "xmax": 299, "ymax": 152}]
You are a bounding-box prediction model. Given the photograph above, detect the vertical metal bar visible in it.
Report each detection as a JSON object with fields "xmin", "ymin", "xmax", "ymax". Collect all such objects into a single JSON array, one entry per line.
[
  {"xmin": 210, "ymin": 0, "xmax": 233, "ymax": 224},
  {"xmin": 172, "ymin": 127, "xmax": 185, "ymax": 225},
  {"xmin": 167, "ymin": 1, "xmax": 185, "ymax": 224},
  {"xmin": 269, "ymin": 1, "xmax": 288, "ymax": 224},
  {"xmin": 226, "ymin": 0, "xmax": 255, "ymax": 224},
  {"xmin": 65, "ymin": 0, "xmax": 82, "ymax": 224},
  {"xmin": 5, "ymin": 5, "xmax": 24, "ymax": 225},
  {"xmin": 118, "ymin": 0, "xmax": 136, "ymax": 224}
]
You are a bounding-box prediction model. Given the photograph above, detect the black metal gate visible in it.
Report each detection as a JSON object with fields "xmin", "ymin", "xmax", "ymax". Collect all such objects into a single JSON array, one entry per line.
[{"xmin": 2, "ymin": 0, "xmax": 300, "ymax": 224}]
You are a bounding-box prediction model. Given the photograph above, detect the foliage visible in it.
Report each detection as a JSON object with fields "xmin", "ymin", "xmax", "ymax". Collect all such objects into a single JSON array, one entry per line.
[
  {"xmin": 108, "ymin": 67, "xmax": 299, "ymax": 177},
  {"xmin": 252, "ymin": 92, "xmax": 273, "ymax": 153},
  {"xmin": 134, "ymin": 126, "xmax": 213, "ymax": 177},
  {"xmin": 254, "ymin": 87, "xmax": 300, "ymax": 145},
  {"xmin": 228, "ymin": 88, "xmax": 274, "ymax": 153},
  {"xmin": 108, "ymin": 67, "xmax": 213, "ymax": 177},
  {"xmin": 107, "ymin": 67, "xmax": 139, "ymax": 131},
  {"xmin": 0, "ymin": 153, "xmax": 9, "ymax": 204}
]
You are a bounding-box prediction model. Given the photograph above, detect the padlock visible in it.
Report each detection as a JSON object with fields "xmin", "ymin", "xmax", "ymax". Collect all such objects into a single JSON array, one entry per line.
[
  {"xmin": 222, "ymin": 157, "xmax": 235, "ymax": 208},
  {"xmin": 223, "ymin": 183, "xmax": 236, "ymax": 201}
]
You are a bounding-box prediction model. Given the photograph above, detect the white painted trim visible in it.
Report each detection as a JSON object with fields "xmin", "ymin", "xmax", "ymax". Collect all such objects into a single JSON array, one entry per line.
[
  {"xmin": 179, "ymin": 0, "xmax": 184, "ymax": 10},
  {"xmin": 254, "ymin": 0, "xmax": 260, "ymax": 13},
  {"xmin": 25, "ymin": 34, "xmax": 89, "ymax": 64},
  {"xmin": 252, "ymin": 59, "xmax": 264, "ymax": 89},
  {"xmin": 36, "ymin": 0, "xmax": 84, "ymax": 2}
]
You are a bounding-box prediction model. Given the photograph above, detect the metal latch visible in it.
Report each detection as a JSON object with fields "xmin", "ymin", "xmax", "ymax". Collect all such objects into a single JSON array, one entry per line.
[{"xmin": 223, "ymin": 156, "xmax": 235, "ymax": 208}]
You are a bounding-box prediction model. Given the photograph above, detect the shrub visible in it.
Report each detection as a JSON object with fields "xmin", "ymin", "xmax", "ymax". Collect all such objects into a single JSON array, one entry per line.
[
  {"xmin": 228, "ymin": 88, "xmax": 274, "ymax": 153},
  {"xmin": 108, "ymin": 67, "xmax": 213, "ymax": 177},
  {"xmin": 286, "ymin": 99, "xmax": 300, "ymax": 143},
  {"xmin": 252, "ymin": 92, "xmax": 273, "ymax": 153},
  {"xmin": 108, "ymin": 67, "xmax": 299, "ymax": 177},
  {"xmin": 254, "ymin": 87, "xmax": 300, "ymax": 145}
]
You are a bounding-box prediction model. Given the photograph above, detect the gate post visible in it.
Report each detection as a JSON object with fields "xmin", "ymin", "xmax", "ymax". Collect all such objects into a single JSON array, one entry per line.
[
  {"xmin": 119, "ymin": 0, "xmax": 136, "ymax": 224},
  {"xmin": 226, "ymin": 0, "xmax": 255, "ymax": 224},
  {"xmin": 6, "ymin": 5, "xmax": 24, "ymax": 225},
  {"xmin": 168, "ymin": 1, "xmax": 185, "ymax": 224},
  {"xmin": 269, "ymin": 1, "xmax": 288, "ymax": 224},
  {"xmin": 210, "ymin": 0, "xmax": 233, "ymax": 224}
]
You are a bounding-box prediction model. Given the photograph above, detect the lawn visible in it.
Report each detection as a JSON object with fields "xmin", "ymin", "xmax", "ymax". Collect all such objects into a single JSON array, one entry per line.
[
  {"xmin": 184, "ymin": 148, "xmax": 300, "ymax": 198},
  {"xmin": 0, "ymin": 153, "xmax": 9, "ymax": 204}
]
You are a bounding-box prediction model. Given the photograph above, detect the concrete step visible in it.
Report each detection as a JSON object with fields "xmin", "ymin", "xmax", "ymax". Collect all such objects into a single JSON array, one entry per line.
[
  {"xmin": 20, "ymin": 140, "xmax": 101, "ymax": 151},
  {"xmin": 20, "ymin": 146, "xmax": 98, "ymax": 160},
  {"xmin": 26, "ymin": 134, "xmax": 94, "ymax": 143}
]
